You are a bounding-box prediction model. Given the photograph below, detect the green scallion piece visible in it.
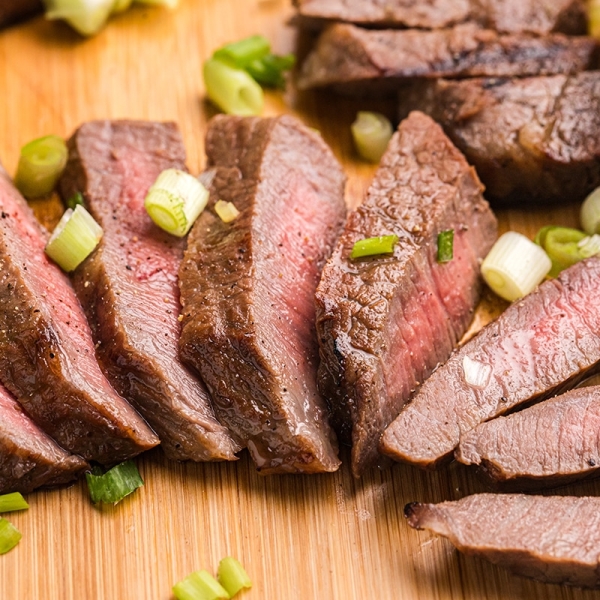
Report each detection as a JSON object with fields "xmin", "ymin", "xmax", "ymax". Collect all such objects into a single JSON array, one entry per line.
[
  {"xmin": 14, "ymin": 135, "xmax": 68, "ymax": 199},
  {"xmin": 0, "ymin": 518, "xmax": 21, "ymax": 555},
  {"xmin": 66, "ymin": 191, "xmax": 85, "ymax": 210},
  {"xmin": 213, "ymin": 35, "xmax": 270, "ymax": 68},
  {"xmin": 85, "ymin": 460, "xmax": 144, "ymax": 505},
  {"xmin": 44, "ymin": 0, "xmax": 115, "ymax": 36},
  {"xmin": 203, "ymin": 58, "xmax": 264, "ymax": 116},
  {"xmin": 217, "ymin": 557, "xmax": 252, "ymax": 597},
  {"xmin": 351, "ymin": 111, "xmax": 393, "ymax": 164},
  {"xmin": 535, "ymin": 225, "xmax": 589, "ymax": 277},
  {"xmin": 45, "ymin": 205, "xmax": 103, "ymax": 272},
  {"xmin": 144, "ymin": 169, "xmax": 209, "ymax": 237},
  {"xmin": 437, "ymin": 229, "xmax": 454, "ymax": 263},
  {"xmin": 173, "ymin": 570, "xmax": 230, "ymax": 600},
  {"xmin": 111, "ymin": 0, "xmax": 133, "ymax": 13},
  {"xmin": 245, "ymin": 53, "xmax": 296, "ymax": 88},
  {"xmin": 0, "ymin": 493, "xmax": 29, "ymax": 514},
  {"xmin": 351, "ymin": 235, "xmax": 398, "ymax": 259},
  {"xmin": 581, "ymin": 187, "xmax": 600, "ymax": 235}
]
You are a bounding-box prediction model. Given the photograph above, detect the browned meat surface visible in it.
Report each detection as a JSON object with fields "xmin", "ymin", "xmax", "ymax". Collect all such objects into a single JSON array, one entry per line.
[
  {"xmin": 405, "ymin": 493, "xmax": 600, "ymax": 588},
  {"xmin": 381, "ymin": 257, "xmax": 600, "ymax": 469},
  {"xmin": 398, "ymin": 73, "xmax": 600, "ymax": 206},
  {"xmin": 293, "ymin": 0, "xmax": 587, "ymax": 35},
  {"xmin": 456, "ymin": 386, "xmax": 600, "ymax": 490},
  {"xmin": 316, "ymin": 111, "xmax": 497, "ymax": 477},
  {"xmin": 296, "ymin": 23, "xmax": 597, "ymax": 94},
  {"xmin": 0, "ymin": 383, "xmax": 87, "ymax": 494},
  {"xmin": 59, "ymin": 120, "xmax": 239, "ymax": 463},
  {"xmin": 0, "ymin": 0, "xmax": 43, "ymax": 28},
  {"xmin": 0, "ymin": 165, "xmax": 158, "ymax": 464},
  {"xmin": 179, "ymin": 115, "xmax": 346, "ymax": 474}
]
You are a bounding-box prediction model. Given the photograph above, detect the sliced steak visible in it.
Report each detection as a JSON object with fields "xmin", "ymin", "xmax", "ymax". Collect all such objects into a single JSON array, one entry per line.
[
  {"xmin": 398, "ymin": 73, "xmax": 600, "ymax": 206},
  {"xmin": 293, "ymin": 0, "xmax": 587, "ymax": 35},
  {"xmin": 59, "ymin": 120, "xmax": 239, "ymax": 463},
  {"xmin": 0, "ymin": 163, "xmax": 158, "ymax": 464},
  {"xmin": 0, "ymin": 0, "xmax": 43, "ymax": 29},
  {"xmin": 381, "ymin": 256, "xmax": 600, "ymax": 469},
  {"xmin": 456, "ymin": 386, "xmax": 600, "ymax": 490},
  {"xmin": 0, "ymin": 383, "xmax": 87, "ymax": 494},
  {"xmin": 316, "ymin": 111, "xmax": 497, "ymax": 477},
  {"xmin": 179, "ymin": 115, "xmax": 346, "ymax": 474},
  {"xmin": 296, "ymin": 23, "xmax": 598, "ymax": 94},
  {"xmin": 405, "ymin": 493, "xmax": 600, "ymax": 588}
]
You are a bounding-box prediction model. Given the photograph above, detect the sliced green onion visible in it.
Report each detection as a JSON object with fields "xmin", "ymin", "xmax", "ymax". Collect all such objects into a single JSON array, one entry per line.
[
  {"xmin": 85, "ymin": 460, "xmax": 144, "ymax": 505},
  {"xmin": 66, "ymin": 191, "xmax": 85, "ymax": 210},
  {"xmin": 144, "ymin": 169, "xmax": 209, "ymax": 237},
  {"xmin": 217, "ymin": 557, "xmax": 252, "ymax": 597},
  {"xmin": 350, "ymin": 234, "xmax": 398, "ymax": 259},
  {"xmin": 0, "ymin": 518, "xmax": 21, "ymax": 555},
  {"xmin": 581, "ymin": 187, "xmax": 600, "ymax": 235},
  {"xmin": 14, "ymin": 135, "xmax": 68, "ymax": 199},
  {"xmin": 481, "ymin": 231, "xmax": 551, "ymax": 302},
  {"xmin": 0, "ymin": 493, "xmax": 29, "ymax": 513},
  {"xmin": 535, "ymin": 226, "xmax": 589, "ymax": 277},
  {"xmin": 214, "ymin": 200, "xmax": 240, "ymax": 223},
  {"xmin": 213, "ymin": 35, "xmax": 270, "ymax": 68},
  {"xmin": 134, "ymin": 0, "xmax": 179, "ymax": 7},
  {"xmin": 111, "ymin": 0, "xmax": 132, "ymax": 13},
  {"xmin": 245, "ymin": 53, "xmax": 296, "ymax": 88},
  {"xmin": 44, "ymin": 0, "xmax": 115, "ymax": 36},
  {"xmin": 590, "ymin": 0, "xmax": 600, "ymax": 38},
  {"xmin": 351, "ymin": 112, "xmax": 393, "ymax": 164},
  {"xmin": 203, "ymin": 58, "xmax": 264, "ymax": 116},
  {"xmin": 45, "ymin": 205, "xmax": 103, "ymax": 272},
  {"xmin": 577, "ymin": 233, "xmax": 600, "ymax": 258},
  {"xmin": 173, "ymin": 570, "xmax": 230, "ymax": 600},
  {"xmin": 437, "ymin": 229, "xmax": 454, "ymax": 263}
]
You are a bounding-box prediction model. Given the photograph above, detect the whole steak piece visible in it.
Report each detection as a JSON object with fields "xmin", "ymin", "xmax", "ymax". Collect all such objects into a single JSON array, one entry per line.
[
  {"xmin": 457, "ymin": 385, "xmax": 600, "ymax": 490},
  {"xmin": 293, "ymin": 0, "xmax": 587, "ymax": 35},
  {"xmin": 296, "ymin": 23, "xmax": 597, "ymax": 94},
  {"xmin": 0, "ymin": 383, "xmax": 87, "ymax": 494},
  {"xmin": 179, "ymin": 115, "xmax": 346, "ymax": 474},
  {"xmin": 0, "ymin": 164, "xmax": 158, "ymax": 464},
  {"xmin": 406, "ymin": 493, "xmax": 600, "ymax": 588},
  {"xmin": 60, "ymin": 120, "xmax": 239, "ymax": 463},
  {"xmin": 381, "ymin": 256, "xmax": 600, "ymax": 469},
  {"xmin": 398, "ymin": 73, "xmax": 600, "ymax": 206},
  {"xmin": 316, "ymin": 111, "xmax": 497, "ymax": 477}
]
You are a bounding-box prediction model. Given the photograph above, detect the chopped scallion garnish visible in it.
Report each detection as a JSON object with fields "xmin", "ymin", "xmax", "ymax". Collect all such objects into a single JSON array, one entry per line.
[
  {"xmin": 14, "ymin": 135, "xmax": 68, "ymax": 199},
  {"xmin": 111, "ymin": 0, "xmax": 133, "ymax": 13},
  {"xmin": 213, "ymin": 35, "xmax": 270, "ymax": 68},
  {"xmin": 45, "ymin": 205, "xmax": 103, "ymax": 272},
  {"xmin": 581, "ymin": 187, "xmax": 600, "ymax": 235},
  {"xmin": 85, "ymin": 460, "xmax": 144, "ymax": 505},
  {"xmin": 437, "ymin": 229, "xmax": 454, "ymax": 263},
  {"xmin": 214, "ymin": 200, "xmax": 240, "ymax": 223},
  {"xmin": 173, "ymin": 570, "xmax": 230, "ymax": 600},
  {"xmin": 66, "ymin": 191, "xmax": 85, "ymax": 210},
  {"xmin": 0, "ymin": 493, "xmax": 29, "ymax": 514},
  {"xmin": 535, "ymin": 225, "xmax": 589, "ymax": 277},
  {"xmin": 481, "ymin": 231, "xmax": 551, "ymax": 302},
  {"xmin": 351, "ymin": 235, "xmax": 398, "ymax": 259},
  {"xmin": 217, "ymin": 557, "xmax": 252, "ymax": 597},
  {"xmin": 144, "ymin": 169, "xmax": 209, "ymax": 237},
  {"xmin": 245, "ymin": 53, "xmax": 296, "ymax": 88},
  {"xmin": 351, "ymin": 112, "xmax": 393, "ymax": 163},
  {"xmin": 0, "ymin": 518, "xmax": 21, "ymax": 555},
  {"xmin": 44, "ymin": 0, "xmax": 115, "ymax": 36}
]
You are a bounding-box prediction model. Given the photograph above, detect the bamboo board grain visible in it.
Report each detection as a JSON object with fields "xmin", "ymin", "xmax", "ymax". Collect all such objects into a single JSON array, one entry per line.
[{"xmin": 0, "ymin": 2, "xmax": 596, "ymax": 599}]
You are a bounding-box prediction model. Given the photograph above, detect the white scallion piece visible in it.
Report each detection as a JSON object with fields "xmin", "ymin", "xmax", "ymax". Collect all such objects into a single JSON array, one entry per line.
[
  {"xmin": 45, "ymin": 205, "xmax": 103, "ymax": 272},
  {"xmin": 351, "ymin": 111, "xmax": 393, "ymax": 163},
  {"xmin": 578, "ymin": 234, "xmax": 600, "ymax": 258},
  {"xmin": 580, "ymin": 187, "xmax": 600, "ymax": 235},
  {"xmin": 462, "ymin": 356, "xmax": 492, "ymax": 389},
  {"xmin": 214, "ymin": 200, "xmax": 240, "ymax": 223},
  {"xmin": 144, "ymin": 169, "xmax": 209, "ymax": 237},
  {"xmin": 44, "ymin": 0, "xmax": 115, "ymax": 36},
  {"xmin": 481, "ymin": 231, "xmax": 551, "ymax": 302}
]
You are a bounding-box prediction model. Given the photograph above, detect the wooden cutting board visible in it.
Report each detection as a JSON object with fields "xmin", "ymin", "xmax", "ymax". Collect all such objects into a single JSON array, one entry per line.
[{"xmin": 0, "ymin": 2, "xmax": 595, "ymax": 599}]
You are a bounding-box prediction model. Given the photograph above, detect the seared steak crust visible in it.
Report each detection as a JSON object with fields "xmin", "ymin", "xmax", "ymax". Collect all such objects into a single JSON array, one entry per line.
[
  {"xmin": 316, "ymin": 112, "xmax": 497, "ymax": 477},
  {"xmin": 60, "ymin": 120, "xmax": 239, "ymax": 462},
  {"xmin": 406, "ymin": 493, "xmax": 600, "ymax": 588},
  {"xmin": 179, "ymin": 115, "xmax": 346, "ymax": 474}
]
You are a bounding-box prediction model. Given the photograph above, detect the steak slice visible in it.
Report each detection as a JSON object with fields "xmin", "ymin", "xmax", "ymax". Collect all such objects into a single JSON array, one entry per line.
[
  {"xmin": 179, "ymin": 115, "xmax": 346, "ymax": 474},
  {"xmin": 381, "ymin": 256, "xmax": 600, "ymax": 469},
  {"xmin": 293, "ymin": 0, "xmax": 587, "ymax": 35},
  {"xmin": 316, "ymin": 111, "xmax": 497, "ymax": 477},
  {"xmin": 0, "ymin": 0, "xmax": 43, "ymax": 29},
  {"xmin": 0, "ymin": 383, "xmax": 87, "ymax": 494},
  {"xmin": 456, "ymin": 386, "xmax": 600, "ymax": 490},
  {"xmin": 296, "ymin": 23, "xmax": 598, "ymax": 94},
  {"xmin": 405, "ymin": 493, "xmax": 600, "ymax": 588},
  {"xmin": 0, "ymin": 164, "xmax": 158, "ymax": 464},
  {"xmin": 398, "ymin": 73, "xmax": 600, "ymax": 206},
  {"xmin": 60, "ymin": 120, "xmax": 239, "ymax": 463}
]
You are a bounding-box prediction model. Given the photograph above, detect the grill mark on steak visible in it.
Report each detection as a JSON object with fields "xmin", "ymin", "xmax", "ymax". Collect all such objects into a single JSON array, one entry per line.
[
  {"xmin": 0, "ymin": 164, "xmax": 158, "ymax": 464},
  {"xmin": 0, "ymin": 382, "xmax": 87, "ymax": 494},
  {"xmin": 315, "ymin": 111, "xmax": 497, "ymax": 477},
  {"xmin": 178, "ymin": 115, "xmax": 346, "ymax": 474},
  {"xmin": 405, "ymin": 493, "xmax": 600, "ymax": 588},
  {"xmin": 381, "ymin": 256, "xmax": 600, "ymax": 469},
  {"xmin": 59, "ymin": 120, "xmax": 240, "ymax": 462},
  {"xmin": 456, "ymin": 386, "xmax": 600, "ymax": 490},
  {"xmin": 296, "ymin": 23, "xmax": 598, "ymax": 94},
  {"xmin": 398, "ymin": 72, "xmax": 600, "ymax": 206}
]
